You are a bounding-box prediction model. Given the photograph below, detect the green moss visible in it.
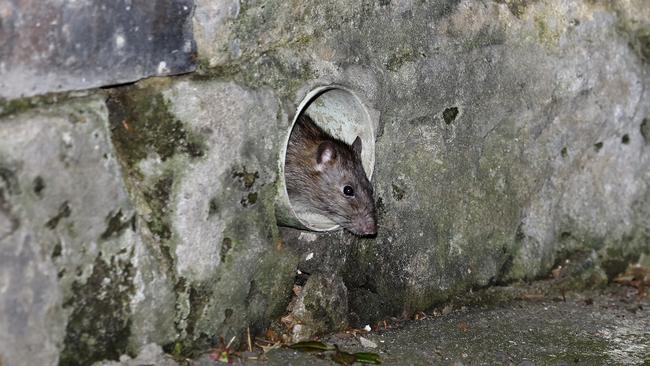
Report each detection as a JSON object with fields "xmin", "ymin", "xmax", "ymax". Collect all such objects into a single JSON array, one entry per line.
[
  {"xmin": 231, "ymin": 166, "xmax": 262, "ymax": 207},
  {"xmin": 185, "ymin": 282, "xmax": 214, "ymax": 350},
  {"xmin": 163, "ymin": 339, "xmax": 201, "ymax": 360},
  {"xmin": 561, "ymin": 147, "xmax": 568, "ymax": 158},
  {"xmin": 192, "ymin": 0, "xmax": 319, "ymax": 95},
  {"xmin": 386, "ymin": 48, "xmax": 417, "ymax": 72},
  {"xmin": 294, "ymin": 34, "xmax": 313, "ymax": 46},
  {"xmin": 492, "ymin": 0, "xmax": 536, "ymax": 18},
  {"xmin": 208, "ymin": 197, "xmax": 220, "ymax": 216},
  {"xmin": 533, "ymin": 15, "xmax": 561, "ymax": 47},
  {"xmin": 220, "ymin": 238, "xmax": 233, "ymax": 263},
  {"xmin": 106, "ymin": 87, "xmax": 206, "ymax": 169},
  {"xmin": 241, "ymin": 192, "xmax": 258, "ymax": 206},
  {"xmin": 391, "ymin": 184, "xmax": 405, "ymax": 201},
  {"xmin": 615, "ymin": 18, "xmax": 650, "ymax": 65},
  {"xmin": 629, "ymin": 30, "xmax": 650, "ymax": 64},
  {"xmin": 463, "ymin": 25, "xmax": 507, "ymax": 50},
  {"xmin": 0, "ymin": 92, "xmax": 89, "ymax": 119},
  {"xmin": 0, "ymin": 98, "xmax": 34, "ymax": 118},
  {"xmin": 196, "ymin": 51, "xmax": 314, "ymax": 101},
  {"xmin": 601, "ymin": 246, "xmax": 641, "ymax": 279},
  {"xmin": 105, "ymin": 82, "xmax": 188, "ymax": 271},
  {"xmin": 248, "ymin": 249, "xmax": 298, "ymax": 323},
  {"xmin": 232, "ymin": 167, "xmax": 259, "ymax": 189},
  {"xmin": 193, "ymin": 62, "xmax": 242, "ymax": 81},
  {"xmin": 60, "ymin": 252, "xmax": 135, "ymax": 366},
  {"xmin": 141, "ymin": 172, "xmax": 174, "ymax": 241}
]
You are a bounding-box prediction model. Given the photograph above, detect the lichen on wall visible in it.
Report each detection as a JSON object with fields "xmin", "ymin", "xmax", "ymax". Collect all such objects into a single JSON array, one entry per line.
[
  {"xmin": 0, "ymin": 97, "xmax": 138, "ymax": 365},
  {"xmin": 105, "ymin": 78, "xmax": 299, "ymax": 357},
  {"xmin": 193, "ymin": 0, "xmax": 650, "ymax": 327}
]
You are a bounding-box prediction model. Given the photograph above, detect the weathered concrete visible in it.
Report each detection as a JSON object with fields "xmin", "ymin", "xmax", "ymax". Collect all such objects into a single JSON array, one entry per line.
[
  {"xmin": 260, "ymin": 285, "xmax": 650, "ymax": 365},
  {"xmin": 0, "ymin": 97, "xmax": 138, "ymax": 366},
  {"xmin": 0, "ymin": 0, "xmax": 195, "ymax": 100},
  {"xmin": 286, "ymin": 273, "xmax": 349, "ymax": 342},
  {"xmin": 95, "ymin": 282, "xmax": 650, "ymax": 365},
  {"xmin": 191, "ymin": 0, "xmax": 650, "ymax": 327},
  {"xmin": 105, "ymin": 78, "xmax": 300, "ymax": 359}
]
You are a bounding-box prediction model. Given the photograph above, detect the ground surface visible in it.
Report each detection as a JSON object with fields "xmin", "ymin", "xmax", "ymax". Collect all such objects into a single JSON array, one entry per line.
[
  {"xmin": 255, "ymin": 284, "xmax": 649, "ymax": 366},
  {"xmin": 108, "ymin": 281, "xmax": 649, "ymax": 366}
]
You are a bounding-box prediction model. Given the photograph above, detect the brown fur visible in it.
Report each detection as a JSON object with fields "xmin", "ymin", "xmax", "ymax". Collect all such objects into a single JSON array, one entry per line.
[{"xmin": 285, "ymin": 114, "xmax": 377, "ymax": 236}]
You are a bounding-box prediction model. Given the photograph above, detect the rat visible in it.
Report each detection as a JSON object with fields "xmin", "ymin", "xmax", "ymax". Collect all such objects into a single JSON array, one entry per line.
[{"xmin": 285, "ymin": 114, "xmax": 377, "ymax": 236}]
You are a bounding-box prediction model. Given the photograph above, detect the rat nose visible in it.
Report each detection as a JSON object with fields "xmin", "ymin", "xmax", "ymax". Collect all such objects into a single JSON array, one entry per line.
[{"xmin": 356, "ymin": 219, "xmax": 377, "ymax": 236}]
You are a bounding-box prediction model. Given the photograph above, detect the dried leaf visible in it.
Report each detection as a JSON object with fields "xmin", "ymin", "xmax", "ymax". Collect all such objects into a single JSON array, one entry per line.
[
  {"xmin": 614, "ymin": 264, "xmax": 650, "ymax": 297},
  {"xmin": 458, "ymin": 321, "xmax": 469, "ymax": 333},
  {"xmin": 281, "ymin": 314, "xmax": 296, "ymax": 328},
  {"xmin": 257, "ymin": 341, "xmax": 282, "ymax": 353},
  {"xmin": 265, "ymin": 328, "xmax": 279, "ymax": 342},
  {"xmin": 442, "ymin": 305, "xmax": 453, "ymax": 315},
  {"xmin": 521, "ymin": 293, "xmax": 544, "ymax": 300},
  {"xmin": 293, "ymin": 284, "xmax": 303, "ymax": 296}
]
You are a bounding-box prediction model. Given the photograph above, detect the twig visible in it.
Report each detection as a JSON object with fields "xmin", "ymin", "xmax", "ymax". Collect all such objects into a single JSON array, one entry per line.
[{"xmin": 247, "ymin": 326, "xmax": 253, "ymax": 352}]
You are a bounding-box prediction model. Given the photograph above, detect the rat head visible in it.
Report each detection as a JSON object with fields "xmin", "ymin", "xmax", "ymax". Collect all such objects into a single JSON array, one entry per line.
[{"xmin": 313, "ymin": 136, "xmax": 377, "ymax": 236}]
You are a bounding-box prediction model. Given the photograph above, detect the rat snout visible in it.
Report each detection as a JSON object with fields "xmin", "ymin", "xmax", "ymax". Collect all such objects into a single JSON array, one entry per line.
[{"xmin": 354, "ymin": 216, "xmax": 377, "ymax": 236}]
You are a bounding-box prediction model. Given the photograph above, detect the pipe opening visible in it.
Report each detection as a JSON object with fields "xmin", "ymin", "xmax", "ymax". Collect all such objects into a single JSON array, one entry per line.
[{"xmin": 276, "ymin": 85, "xmax": 377, "ymax": 231}]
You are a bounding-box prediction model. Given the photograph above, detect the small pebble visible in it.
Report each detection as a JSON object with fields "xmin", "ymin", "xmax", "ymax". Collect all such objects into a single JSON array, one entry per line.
[{"xmin": 359, "ymin": 336, "xmax": 378, "ymax": 348}]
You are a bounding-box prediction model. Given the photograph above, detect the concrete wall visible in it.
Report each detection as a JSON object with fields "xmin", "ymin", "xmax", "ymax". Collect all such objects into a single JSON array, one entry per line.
[{"xmin": 0, "ymin": 0, "xmax": 648, "ymax": 364}]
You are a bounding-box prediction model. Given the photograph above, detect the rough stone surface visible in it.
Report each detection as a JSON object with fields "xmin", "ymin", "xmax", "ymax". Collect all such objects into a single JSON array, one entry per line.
[
  {"xmin": 1, "ymin": 0, "xmax": 649, "ymax": 363},
  {"xmin": 94, "ymin": 282, "xmax": 650, "ymax": 365},
  {"xmin": 0, "ymin": 97, "xmax": 137, "ymax": 366},
  {"xmin": 93, "ymin": 343, "xmax": 178, "ymax": 366},
  {"xmin": 105, "ymin": 78, "xmax": 299, "ymax": 356},
  {"xmin": 0, "ymin": 0, "xmax": 195, "ymax": 100},
  {"xmin": 192, "ymin": 0, "xmax": 650, "ymax": 326},
  {"xmin": 261, "ymin": 284, "xmax": 650, "ymax": 365},
  {"xmin": 288, "ymin": 274, "xmax": 349, "ymax": 342}
]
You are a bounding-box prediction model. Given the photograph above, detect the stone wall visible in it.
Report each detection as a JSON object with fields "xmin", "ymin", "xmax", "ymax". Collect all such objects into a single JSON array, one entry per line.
[{"xmin": 0, "ymin": 0, "xmax": 648, "ymax": 365}]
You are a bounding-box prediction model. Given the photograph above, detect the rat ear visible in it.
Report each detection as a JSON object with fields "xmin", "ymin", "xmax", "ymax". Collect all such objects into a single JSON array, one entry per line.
[
  {"xmin": 316, "ymin": 141, "xmax": 337, "ymax": 169},
  {"xmin": 352, "ymin": 136, "xmax": 362, "ymax": 157}
]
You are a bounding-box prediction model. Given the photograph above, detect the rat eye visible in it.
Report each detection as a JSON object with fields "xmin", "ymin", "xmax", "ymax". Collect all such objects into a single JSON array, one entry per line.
[{"xmin": 343, "ymin": 185, "xmax": 354, "ymax": 197}]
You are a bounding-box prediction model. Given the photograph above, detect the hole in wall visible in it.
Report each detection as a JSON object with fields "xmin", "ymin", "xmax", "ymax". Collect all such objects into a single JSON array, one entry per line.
[
  {"xmin": 220, "ymin": 238, "xmax": 232, "ymax": 262},
  {"xmin": 33, "ymin": 176, "xmax": 45, "ymax": 196},
  {"xmin": 443, "ymin": 107, "xmax": 459, "ymax": 124},
  {"xmin": 560, "ymin": 147, "xmax": 568, "ymax": 158},
  {"xmin": 621, "ymin": 134, "xmax": 630, "ymax": 144},
  {"xmin": 594, "ymin": 142, "xmax": 603, "ymax": 152},
  {"xmin": 224, "ymin": 308, "xmax": 233, "ymax": 319},
  {"xmin": 276, "ymin": 85, "xmax": 377, "ymax": 232}
]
